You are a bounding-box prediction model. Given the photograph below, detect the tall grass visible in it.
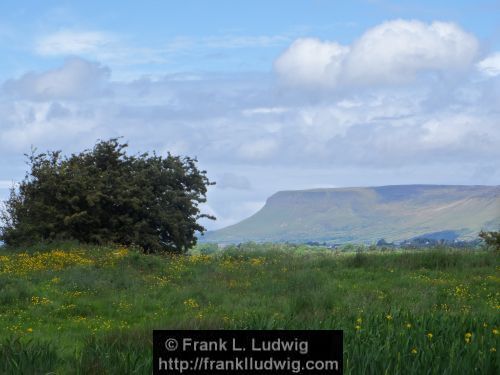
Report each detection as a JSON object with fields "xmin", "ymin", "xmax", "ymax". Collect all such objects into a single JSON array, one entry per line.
[{"xmin": 0, "ymin": 244, "xmax": 498, "ymax": 374}]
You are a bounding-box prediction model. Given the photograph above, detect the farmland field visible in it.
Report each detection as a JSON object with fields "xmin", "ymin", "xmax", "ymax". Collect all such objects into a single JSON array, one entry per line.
[{"xmin": 0, "ymin": 243, "xmax": 498, "ymax": 374}]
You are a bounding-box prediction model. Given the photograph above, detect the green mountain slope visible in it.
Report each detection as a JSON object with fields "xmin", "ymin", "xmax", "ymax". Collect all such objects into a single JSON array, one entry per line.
[{"xmin": 204, "ymin": 185, "xmax": 500, "ymax": 243}]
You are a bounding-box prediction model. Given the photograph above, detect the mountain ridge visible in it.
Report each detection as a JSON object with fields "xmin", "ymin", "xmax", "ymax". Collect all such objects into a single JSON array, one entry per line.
[{"xmin": 203, "ymin": 184, "xmax": 500, "ymax": 244}]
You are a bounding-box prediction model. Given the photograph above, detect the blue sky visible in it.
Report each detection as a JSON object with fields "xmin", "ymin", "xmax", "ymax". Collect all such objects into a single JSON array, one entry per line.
[
  {"xmin": 1, "ymin": 0, "xmax": 499, "ymax": 79},
  {"xmin": 0, "ymin": 0, "xmax": 499, "ymax": 230}
]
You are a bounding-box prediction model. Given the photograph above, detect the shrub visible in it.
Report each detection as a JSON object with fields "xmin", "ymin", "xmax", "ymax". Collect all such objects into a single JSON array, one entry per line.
[
  {"xmin": 0, "ymin": 139, "xmax": 215, "ymax": 253},
  {"xmin": 479, "ymin": 230, "xmax": 500, "ymax": 251}
]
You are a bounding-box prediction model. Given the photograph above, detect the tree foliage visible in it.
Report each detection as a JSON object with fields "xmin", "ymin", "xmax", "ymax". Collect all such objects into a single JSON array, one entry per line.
[
  {"xmin": 0, "ymin": 139, "xmax": 215, "ymax": 253},
  {"xmin": 479, "ymin": 230, "xmax": 500, "ymax": 251}
]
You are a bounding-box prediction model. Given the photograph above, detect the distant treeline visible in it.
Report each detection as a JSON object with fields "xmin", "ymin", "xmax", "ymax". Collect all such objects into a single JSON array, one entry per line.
[{"xmin": 308, "ymin": 238, "xmax": 483, "ymax": 249}]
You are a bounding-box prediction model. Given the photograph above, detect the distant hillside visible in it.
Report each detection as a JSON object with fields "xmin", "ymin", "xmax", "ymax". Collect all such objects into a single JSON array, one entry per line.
[{"xmin": 204, "ymin": 185, "xmax": 500, "ymax": 243}]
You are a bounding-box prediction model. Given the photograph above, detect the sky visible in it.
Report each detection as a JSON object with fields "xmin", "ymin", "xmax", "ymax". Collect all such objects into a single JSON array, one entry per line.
[{"xmin": 0, "ymin": 0, "xmax": 499, "ymax": 231}]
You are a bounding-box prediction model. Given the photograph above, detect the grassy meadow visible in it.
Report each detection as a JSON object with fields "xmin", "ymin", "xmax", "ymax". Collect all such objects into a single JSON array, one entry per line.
[{"xmin": 0, "ymin": 243, "xmax": 498, "ymax": 374}]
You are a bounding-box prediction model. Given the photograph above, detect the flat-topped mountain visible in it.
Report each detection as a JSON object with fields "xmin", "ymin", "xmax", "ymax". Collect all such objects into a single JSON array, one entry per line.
[{"xmin": 204, "ymin": 185, "xmax": 500, "ymax": 243}]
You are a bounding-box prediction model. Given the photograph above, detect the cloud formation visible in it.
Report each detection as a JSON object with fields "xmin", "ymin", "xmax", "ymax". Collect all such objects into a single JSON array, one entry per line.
[
  {"xmin": 275, "ymin": 20, "xmax": 479, "ymax": 88},
  {"xmin": 477, "ymin": 53, "xmax": 500, "ymax": 77},
  {"xmin": 35, "ymin": 30, "xmax": 114, "ymax": 56},
  {"xmin": 3, "ymin": 57, "xmax": 111, "ymax": 100},
  {"xmin": 0, "ymin": 20, "xmax": 499, "ymax": 230},
  {"xmin": 217, "ymin": 173, "xmax": 252, "ymax": 190}
]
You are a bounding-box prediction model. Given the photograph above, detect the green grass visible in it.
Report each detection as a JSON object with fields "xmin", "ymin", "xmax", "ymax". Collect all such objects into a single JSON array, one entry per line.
[{"xmin": 0, "ymin": 243, "xmax": 498, "ymax": 374}]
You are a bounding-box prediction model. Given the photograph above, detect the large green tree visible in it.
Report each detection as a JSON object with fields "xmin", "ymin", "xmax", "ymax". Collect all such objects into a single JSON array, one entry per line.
[{"xmin": 0, "ymin": 139, "xmax": 215, "ymax": 253}]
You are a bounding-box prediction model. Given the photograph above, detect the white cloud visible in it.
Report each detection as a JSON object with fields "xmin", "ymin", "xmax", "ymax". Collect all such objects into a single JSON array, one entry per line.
[
  {"xmin": 35, "ymin": 30, "xmax": 114, "ymax": 56},
  {"xmin": 477, "ymin": 52, "xmax": 500, "ymax": 77},
  {"xmin": 3, "ymin": 57, "xmax": 110, "ymax": 100},
  {"xmin": 32, "ymin": 31, "xmax": 290, "ymax": 79},
  {"xmin": 242, "ymin": 107, "xmax": 289, "ymax": 116},
  {"xmin": 0, "ymin": 101, "xmax": 99, "ymax": 152},
  {"xmin": 238, "ymin": 139, "xmax": 277, "ymax": 160},
  {"xmin": 274, "ymin": 38, "xmax": 349, "ymax": 87},
  {"xmin": 217, "ymin": 173, "xmax": 252, "ymax": 190},
  {"xmin": 343, "ymin": 20, "xmax": 479, "ymax": 85},
  {"xmin": 1, "ymin": 57, "xmax": 498, "ymax": 169},
  {"xmin": 419, "ymin": 115, "xmax": 474, "ymax": 148},
  {"xmin": 275, "ymin": 20, "xmax": 479, "ymax": 88}
]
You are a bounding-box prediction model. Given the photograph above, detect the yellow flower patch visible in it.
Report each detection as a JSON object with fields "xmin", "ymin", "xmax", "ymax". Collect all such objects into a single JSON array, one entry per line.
[{"xmin": 0, "ymin": 250, "xmax": 93, "ymax": 275}]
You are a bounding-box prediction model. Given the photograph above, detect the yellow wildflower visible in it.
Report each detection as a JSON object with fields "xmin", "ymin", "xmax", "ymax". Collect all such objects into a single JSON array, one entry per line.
[
  {"xmin": 250, "ymin": 258, "xmax": 264, "ymax": 266},
  {"xmin": 26, "ymin": 328, "xmax": 33, "ymax": 333},
  {"xmin": 490, "ymin": 347, "xmax": 496, "ymax": 352},
  {"xmin": 112, "ymin": 248, "xmax": 128, "ymax": 258},
  {"xmin": 31, "ymin": 296, "xmax": 51, "ymax": 305},
  {"xmin": 386, "ymin": 314, "xmax": 393, "ymax": 321},
  {"xmin": 411, "ymin": 348, "xmax": 417, "ymax": 354},
  {"xmin": 405, "ymin": 323, "xmax": 412, "ymax": 329},
  {"xmin": 355, "ymin": 325, "xmax": 361, "ymax": 331},
  {"xmin": 183, "ymin": 298, "xmax": 199, "ymax": 309},
  {"xmin": 427, "ymin": 332, "xmax": 433, "ymax": 340},
  {"xmin": 0, "ymin": 250, "xmax": 93, "ymax": 275},
  {"xmin": 356, "ymin": 317, "xmax": 362, "ymax": 324},
  {"xmin": 493, "ymin": 328, "xmax": 499, "ymax": 335},
  {"xmin": 465, "ymin": 332, "xmax": 472, "ymax": 344}
]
